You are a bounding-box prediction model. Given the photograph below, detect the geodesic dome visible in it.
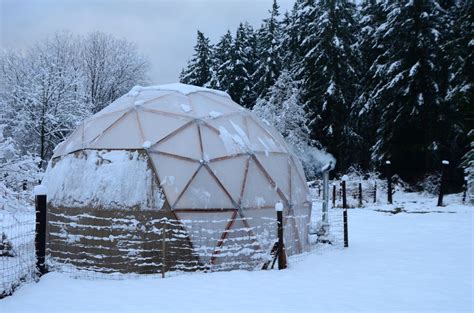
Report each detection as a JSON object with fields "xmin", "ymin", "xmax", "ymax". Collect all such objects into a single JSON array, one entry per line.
[{"xmin": 44, "ymin": 83, "xmax": 311, "ymax": 273}]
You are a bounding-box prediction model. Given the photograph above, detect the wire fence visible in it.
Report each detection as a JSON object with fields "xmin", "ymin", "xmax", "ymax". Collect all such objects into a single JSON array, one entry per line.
[
  {"xmin": 46, "ymin": 207, "xmax": 314, "ymax": 279},
  {"xmin": 310, "ymin": 178, "xmax": 395, "ymax": 207},
  {"xmin": 0, "ymin": 196, "xmax": 36, "ymax": 298},
  {"xmin": 1, "ymin": 190, "xmax": 347, "ymax": 295}
]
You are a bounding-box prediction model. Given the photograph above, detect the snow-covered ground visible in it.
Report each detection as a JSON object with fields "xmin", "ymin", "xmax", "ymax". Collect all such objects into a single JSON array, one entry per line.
[{"xmin": 1, "ymin": 192, "xmax": 472, "ymax": 313}]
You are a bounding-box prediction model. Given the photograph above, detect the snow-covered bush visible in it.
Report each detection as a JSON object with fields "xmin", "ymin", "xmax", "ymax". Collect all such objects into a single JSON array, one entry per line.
[{"xmin": 0, "ymin": 125, "xmax": 41, "ymax": 192}]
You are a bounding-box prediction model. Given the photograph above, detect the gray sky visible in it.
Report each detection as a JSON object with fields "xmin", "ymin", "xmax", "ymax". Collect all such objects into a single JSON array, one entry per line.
[{"xmin": 0, "ymin": 0, "xmax": 293, "ymax": 84}]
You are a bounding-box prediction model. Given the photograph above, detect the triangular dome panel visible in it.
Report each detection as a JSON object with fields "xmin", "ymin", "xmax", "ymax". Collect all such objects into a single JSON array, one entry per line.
[
  {"xmin": 175, "ymin": 166, "xmax": 234, "ymax": 209},
  {"xmin": 90, "ymin": 111, "xmax": 142, "ymax": 149},
  {"xmin": 83, "ymin": 110, "xmax": 127, "ymax": 145},
  {"xmin": 212, "ymin": 217, "xmax": 261, "ymax": 269},
  {"xmin": 144, "ymin": 93, "xmax": 195, "ymax": 118},
  {"xmin": 290, "ymin": 159, "xmax": 309, "ymax": 205},
  {"xmin": 152, "ymin": 123, "xmax": 201, "ymax": 160},
  {"xmin": 175, "ymin": 211, "xmax": 234, "ymax": 264},
  {"xmin": 137, "ymin": 109, "xmax": 189, "ymax": 145},
  {"xmin": 149, "ymin": 153, "xmax": 200, "ymax": 207},
  {"xmin": 245, "ymin": 117, "xmax": 285, "ymax": 153},
  {"xmin": 243, "ymin": 208, "xmax": 277, "ymax": 254},
  {"xmin": 188, "ymin": 93, "xmax": 236, "ymax": 118},
  {"xmin": 208, "ymin": 155, "xmax": 249, "ymax": 204},
  {"xmin": 241, "ymin": 158, "xmax": 284, "ymax": 208},
  {"xmin": 255, "ymin": 153, "xmax": 290, "ymax": 202}
]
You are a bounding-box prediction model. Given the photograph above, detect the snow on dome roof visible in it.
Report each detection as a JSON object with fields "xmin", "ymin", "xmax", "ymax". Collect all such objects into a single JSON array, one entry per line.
[
  {"xmin": 127, "ymin": 83, "xmax": 231, "ymax": 98},
  {"xmin": 52, "ymin": 83, "xmax": 288, "ymax": 158}
]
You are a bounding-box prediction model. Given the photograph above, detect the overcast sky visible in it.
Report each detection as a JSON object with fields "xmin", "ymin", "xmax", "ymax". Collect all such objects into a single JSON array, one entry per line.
[{"xmin": 1, "ymin": 0, "xmax": 293, "ymax": 84}]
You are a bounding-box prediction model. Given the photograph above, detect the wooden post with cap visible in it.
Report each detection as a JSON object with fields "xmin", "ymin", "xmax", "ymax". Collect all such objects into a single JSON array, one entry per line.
[
  {"xmin": 275, "ymin": 201, "xmax": 287, "ymax": 270},
  {"xmin": 34, "ymin": 185, "xmax": 48, "ymax": 275},
  {"xmin": 341, "ymin": 175, "xmax": 349, "ymax": 247},
  {"xmin": 437, "ymin": 160, "xmax": 449, "ymax": 207},
  {"xmin": 386, "ymin": 160, "xmax": 393, "ymax": 204}
]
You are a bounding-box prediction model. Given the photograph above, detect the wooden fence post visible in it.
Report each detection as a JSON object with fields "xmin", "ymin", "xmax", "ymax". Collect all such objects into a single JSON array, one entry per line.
[
  {"xmin": 341, "ymin": 177, "xmax": 347, "ymax": 209},
  {"xmin": 332, "ymin": 184, "xmax": 336, "ymax": 208},
  {"xmin": 358, "ymin": 183, "xmax": 363, "ymax": 207},
  {"xmin": 34, "ymin": 185, "xmax": 48, "ymax": 275},
  {"xmin": 161, "ymin": 218, "xmax": 167, "ymax": 278},
  {"xmin": 275, "ymin": 202, "xmax": 287, "ymax": 270},
  {"xmin": 386, "ymin": 160, "xmax": 392, "ymax": 204},
  {"xmin": 437, "ymin": 160, "xmax": 449, "ymax": 207},
  {"xmin": 341, "ymin": 176, "xmax": 349, "ymax": 248},
  {"xmin": 373, "ymin": 181, "xmax": 377, "ymax": 203}
]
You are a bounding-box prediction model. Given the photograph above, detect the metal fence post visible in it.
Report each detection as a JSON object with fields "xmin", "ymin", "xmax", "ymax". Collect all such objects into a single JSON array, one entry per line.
[
  {"xmin": 275, "ymin": 202, "xmax": 287, "ymax": 270},
  {"xmin": 437, "ymin": 160, "xmax": 449, "ymax": 207},
  {"xmin": 34, "ymin": 185, "xmax": 47, "ymax": 275}
]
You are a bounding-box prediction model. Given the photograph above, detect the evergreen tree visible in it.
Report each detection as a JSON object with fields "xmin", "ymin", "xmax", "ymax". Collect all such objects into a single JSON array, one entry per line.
[
  {"xmin": 254, "ymin": 0, "xmax": 283, "ymax": 98},
  {"xmin": 298, "ymin": 0, "xmax": 361, "ymax": 171},
  {"xmin": 355, "ymin": 0, "xmax": 387, "ymax": 170},
  {"xmin": 461, "ymin": 130, "xmax": 474, "ymax": 200},
  {"xmin": 228, "ymin": 22, "xmax": 258, "ymax": 108},
  {"xmin": 369, "ymin": 0, "xmax": 447, "ymax": 181},
  {"xmin": 210, "ymin": 31, "xmax": 234, "ymax": 91},
  {"xmin": 180, "ymin": 31, "xmax": 213, "ymax": 87},
  {"xmin": 442, "ymin": 1, "xmax": 473, "ymax": 188},
  {"xmin": 253, "ymin": 70, "xmax": 324, "ymax": 177}
]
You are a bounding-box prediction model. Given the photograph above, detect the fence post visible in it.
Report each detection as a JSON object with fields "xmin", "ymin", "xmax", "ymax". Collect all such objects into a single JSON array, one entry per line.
[
  {"xmin": 462, "ymin": 177, "xmax": 467, "ymax": 204},
  {"xmin": 161, "ymin": 218, "xmax": 167, "ymax": 278},
  {"xmin": 341, "ymin": 176, "xmax": 348, "ymax": 248},
  {"xmin": 332, "ymin": 184, "xmax": 336, "ymax": 208},
  {"xmin": 358, "ymin": 182, "xmax": 363, "ymax": 207},
  {"xmin": 373, "ymin": 181, "xmax": 377, "ymax": 203},
  {"xmin": 437, "ymin": 160, "xmax": 449, "ymax": 206},
  {"xmin": 386, "ymin": 160, "xmax": 392, "ymax": 204},
  {"xmin": 34, "ymin": 185, "xmax": 47, "ymax": 275},
  {"xmin": 275, "ymin": 202, "xmax": 287, "ymax": 270},
  {"xmin": 341, "ymin": 176, "xmax": 347, "ymax": 209}
]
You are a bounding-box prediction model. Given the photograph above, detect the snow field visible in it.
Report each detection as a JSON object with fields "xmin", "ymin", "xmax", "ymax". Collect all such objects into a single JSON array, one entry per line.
[{"xmin": 1, "ymin": 194, "xmax": 472, "ymax": 313}]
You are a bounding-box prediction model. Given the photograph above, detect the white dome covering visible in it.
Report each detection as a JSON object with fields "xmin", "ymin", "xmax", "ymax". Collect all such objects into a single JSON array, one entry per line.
[
  {"xmin": 46, "ymin": 83, "xmax": 311, "ymax": 265},
  {"xmin": 52, "ymin": 83, "xmax": 309, "ymax": 210}
]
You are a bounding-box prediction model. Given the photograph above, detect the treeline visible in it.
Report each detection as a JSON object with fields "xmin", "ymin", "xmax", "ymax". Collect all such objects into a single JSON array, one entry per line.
[
  {"xmin": 180, "ymin": 0, "xmax": 473, "ymax": 189},
  {"xmin": 0, "ymin": 32, "xmax": 149, "ymax": 189}
]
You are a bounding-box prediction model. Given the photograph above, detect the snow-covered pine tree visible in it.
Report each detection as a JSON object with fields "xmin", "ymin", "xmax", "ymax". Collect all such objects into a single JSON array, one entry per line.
[
  {"xmin": 253, "ymin": 70, "xmax": 324, "ymax": 178},
  {"xmin": 461, "ymin": 130, "xmax": 474, "ymax": 201},
  {"xmin": 298, "ymin": 0, "xmax": 361, "ymax": 171},
  {"xmin": 369, "ymin": 0, "xmax": 447, "ymax": 181},
  {"xmin": 439, "ymin": 0, "xmax": 473, "ymax": 188},
  {"xmin": 210, "ymin": 31, "xmax": 234, "ymax": 91},
  {"xmin": 253, "ymin": 0, "xmax": 283, "ymax": 99},
  {"xmin": 228, "ymin": 22, "xmax": 258, "ymax": 108},
  {"xmin": 180, "ymin": 30, "xmax": 213, "ymax": 87},
  {"xmin": 355, "ymin": 0, "xmax": 387, "ymax": 169}
]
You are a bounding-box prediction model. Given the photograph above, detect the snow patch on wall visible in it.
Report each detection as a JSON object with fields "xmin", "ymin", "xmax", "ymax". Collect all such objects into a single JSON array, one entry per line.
[{"xmin": 43, "ymin": 150, "xmax": 164, "ymax": 210}]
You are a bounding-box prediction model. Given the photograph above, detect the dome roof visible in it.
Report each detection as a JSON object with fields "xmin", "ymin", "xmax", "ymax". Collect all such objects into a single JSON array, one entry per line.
[{"xmin": 52, "ymin": 83, "xmax": 309, "ymax": 211}]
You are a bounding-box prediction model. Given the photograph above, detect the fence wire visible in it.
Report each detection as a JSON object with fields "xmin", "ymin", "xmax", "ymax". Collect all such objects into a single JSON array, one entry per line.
[
  {"xmin": 1, "ymin": 192, "xmax": 346, "ymax": 290},
  {"xmin": 0, "ymin": 197, "xmax": 36, "ymax": 298}
]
